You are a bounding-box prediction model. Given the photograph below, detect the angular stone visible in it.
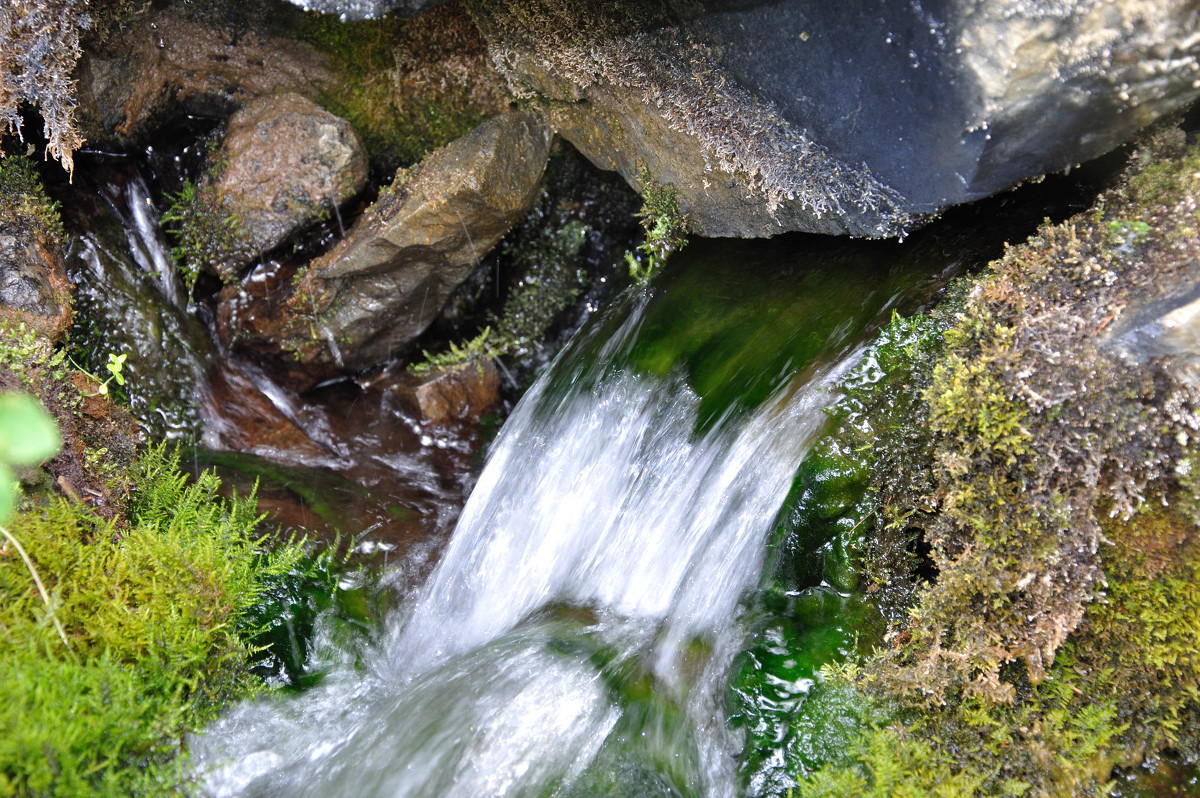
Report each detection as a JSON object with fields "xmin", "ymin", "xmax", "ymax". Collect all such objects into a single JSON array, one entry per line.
[
  {"xmin": 213, "ymin": 93, "xmax": 368, "ymax": 272},
  {"xmin": 224, "ymin": 110, "xmax": 553, "ymax": 386},
  {"xmin": 395, "ymin": 359, "xmax": 501, "ymax": 424},
  {"xmin": 469, "ymin": 0, "xmax": 1200, "ymax": 238}
]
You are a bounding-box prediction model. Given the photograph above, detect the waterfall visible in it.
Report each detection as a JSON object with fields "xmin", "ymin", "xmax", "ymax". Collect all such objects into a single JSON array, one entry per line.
[{"xmin": 192, "ymin": 289, "xmax": 861, "ymax": 797}]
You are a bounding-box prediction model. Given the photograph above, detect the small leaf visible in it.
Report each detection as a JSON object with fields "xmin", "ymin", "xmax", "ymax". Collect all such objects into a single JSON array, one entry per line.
[
  {"xmin": 0, "ymin": 462, "xmax": 15, "ymax": 522},
  {"xmin": 0, "ymin": 393, "xmax": 60, "ymax": 465}
]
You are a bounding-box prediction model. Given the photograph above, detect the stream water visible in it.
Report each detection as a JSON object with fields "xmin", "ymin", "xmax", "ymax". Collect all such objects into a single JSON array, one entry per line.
[{"xmin": 51, "ymin": 144, "xmax": 1122, "ymax": 796}]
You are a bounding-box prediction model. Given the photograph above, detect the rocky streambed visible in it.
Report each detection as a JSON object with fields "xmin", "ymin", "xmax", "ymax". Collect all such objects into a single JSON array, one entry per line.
[{"xmin": 2, "ymin": 0, "xmax": 1200, "ymax": 795}]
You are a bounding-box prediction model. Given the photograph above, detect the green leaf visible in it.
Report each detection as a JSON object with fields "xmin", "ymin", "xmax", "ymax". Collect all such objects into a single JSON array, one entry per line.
[
  {"xmin": 0, "ymin": 462, "xmax": 15, "ymax": 522},
  {"xmin": 0, "ymin": 393, "xmax": 60, "ymax": 465}
]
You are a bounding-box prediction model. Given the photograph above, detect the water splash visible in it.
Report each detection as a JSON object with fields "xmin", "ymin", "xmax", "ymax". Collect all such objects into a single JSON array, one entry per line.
[{"xmin": 192, "ymin": 291, "xmax": 860, "ymax": 796}]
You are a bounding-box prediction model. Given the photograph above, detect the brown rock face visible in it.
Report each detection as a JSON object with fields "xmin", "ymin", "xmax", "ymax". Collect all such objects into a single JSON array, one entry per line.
[
  {"xmin": 395, "ymin": 360, "xmax": 502, "ymax": 424},
  {"xmin": 223, "ymin": 110, "xmax": 553, "ymax": 387},
  {"xmin": 0, "ymin": 234, "xmax": 73, "ymax": 344},
  {"xmin": 75, "ymin": 7, "xmax": 332, "ymax": 145},
  {"xmin": 213, "ymin": 93, "xmax": 369, "ymax": 272}
]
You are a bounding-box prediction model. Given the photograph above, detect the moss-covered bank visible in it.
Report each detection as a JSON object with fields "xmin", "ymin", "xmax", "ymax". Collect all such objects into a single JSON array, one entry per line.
[
  {"xmin": 755, "ymin": 123, "xmax": 1200, "ymax": 795},
  {"xmin": 0, "ymin": 311, "xmax": 326, "ymax": 795}
]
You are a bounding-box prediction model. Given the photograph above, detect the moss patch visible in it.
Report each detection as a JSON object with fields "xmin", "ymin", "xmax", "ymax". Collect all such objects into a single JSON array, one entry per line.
[
  {"xmin": 773, "ymin": 123, "xmax": 1200, "ymax": 796},
  {"xmin": 0, "ymin": 445, "xmax": 309, "ymax": 796},
  {"xmin": 299, "ymin": 3, "xmax": 508, "ymax": 175}
]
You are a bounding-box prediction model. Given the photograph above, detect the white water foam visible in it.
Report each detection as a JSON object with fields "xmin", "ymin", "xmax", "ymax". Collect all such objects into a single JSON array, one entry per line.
[{"xmin": 193, "ymin": 293, "xmax": 859, "ymax": 797}]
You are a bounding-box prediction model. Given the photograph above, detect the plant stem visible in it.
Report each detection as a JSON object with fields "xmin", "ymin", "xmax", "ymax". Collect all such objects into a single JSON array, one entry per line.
[{"xmin": 1, "ymin": 524, "xmax": 73, "ymax": 655}]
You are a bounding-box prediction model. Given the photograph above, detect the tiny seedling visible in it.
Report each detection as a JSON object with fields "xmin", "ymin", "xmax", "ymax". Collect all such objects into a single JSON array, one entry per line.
[{"xmin": 70, "ymin": 352, "xmax": 128, "ymax": 396}]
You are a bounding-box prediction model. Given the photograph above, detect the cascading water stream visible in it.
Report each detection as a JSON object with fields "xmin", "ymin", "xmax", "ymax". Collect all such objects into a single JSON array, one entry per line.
[{"xmin": 191, "ymin": 288, "xmax": 864, "ymax": 798}]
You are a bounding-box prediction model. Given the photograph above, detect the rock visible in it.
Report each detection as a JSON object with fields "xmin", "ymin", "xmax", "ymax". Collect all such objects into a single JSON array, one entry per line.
[
  {"xmin": 0, "ymin": 160, "xmax": 72, "ymax": 343},
  {"xmin": 468, "ymin": 0, "xmax": 1200, "ymax": 238},
  {"xmin": 211, "ymin": 93, "xmax": 368, "ymax": 274},
  {"xmin": 0, "ymin": 234, "xmax": 73, "ymax": 343},
  {"xmin": 75, "ymin": 6, "xmax": 333, "ymax": 146},
  {"xmin": 223, "ymin": 110, "xmax": 553, "ymax": 386},
  {"xmin": 394, "ymin": 360, "xmax": 502, "ymax": 424},
  {"xmin": 1111, "ymin": 282, "xmax": 1200, "ymax": 367}
]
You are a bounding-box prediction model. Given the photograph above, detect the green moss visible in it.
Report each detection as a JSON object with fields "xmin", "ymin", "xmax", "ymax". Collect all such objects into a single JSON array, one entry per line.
[
  {"xmin": 625, "ymin": 166, "xmax": 691, "ymax": 285},
  {"xmin": 298, "ymin": 7, "xmax": 502, "ymax": 174},
  {"xmin": 0, "ymin": 154, "xmax": 65, "ymax": 244},
  {"xmin": 0, "ymin": 444, "xmax": 310, "ymax": 795},
  {"xmin": 161, "ymin": 164, "xmax": 253, "ymax": 292},
  {"xmin": 776, "ymin": 124, "xmax": 1200, "ymax": 796}
]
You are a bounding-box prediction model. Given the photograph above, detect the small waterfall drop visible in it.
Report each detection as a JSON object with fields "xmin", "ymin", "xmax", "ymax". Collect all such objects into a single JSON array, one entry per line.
[{"xmin": 192, "ymin": 289, "xmax": 862, "ymax": 797}]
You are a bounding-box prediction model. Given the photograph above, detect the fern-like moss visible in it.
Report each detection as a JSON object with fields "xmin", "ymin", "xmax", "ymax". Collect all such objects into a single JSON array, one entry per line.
[{"xmin": 0, "ymin": 444, "xmax": 307, "ymax": 796}]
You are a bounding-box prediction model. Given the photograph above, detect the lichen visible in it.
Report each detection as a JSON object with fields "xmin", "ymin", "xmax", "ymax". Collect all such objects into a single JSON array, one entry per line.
[
  {"xmin": 1, "ymin": 0, "xmax": 143, "ymax": 175},
  {"xmin": 468, "ymin": 0, "xmax": 913, "ymax": 235}
]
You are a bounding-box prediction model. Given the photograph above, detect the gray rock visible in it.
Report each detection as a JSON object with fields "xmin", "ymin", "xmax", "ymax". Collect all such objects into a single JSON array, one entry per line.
[
  {"xmin": 214, "ymin": 93, "xmax": 368, "ymax": 271},
  {"xmin": 1111, "ymin": 280, "xmax": 1200, "ymax": 367},
  {"xmin": 469, "ymin": 0, "xmax": 1200, "ymax": 238},
  {"xmin": 224, "ymin": 110, "xmax": 553, "ymax": 384}
]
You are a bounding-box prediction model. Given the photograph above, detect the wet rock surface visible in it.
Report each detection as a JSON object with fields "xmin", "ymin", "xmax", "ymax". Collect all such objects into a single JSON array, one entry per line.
[
  {"xmin": 469, "ymin": 0, "xmax": 1200, "ymax": 238},
  {"xmin": 222, "ymin": 110, "xmax": 553, "ymax": 386},
  {"xmin": 0, "ymin": 161, "xmax": 73, "ymax": 343},
  {"xmin": 0, "ymin": 234, "xmax": 73, "ymax": 343},
  {"xmin": 212, "ymin": 93, "xmax": 368, "ymax": 273},
  {"xmin": 75, "ymin": 5, "xmax": 332, "ymax": 146},
  {"xmin": 393, "ymin": 360, "xmax": 502, "ymax": 424}
]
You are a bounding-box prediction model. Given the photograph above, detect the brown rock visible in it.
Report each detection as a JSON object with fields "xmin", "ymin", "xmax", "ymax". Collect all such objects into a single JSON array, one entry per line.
[
  {"xmin": 212, "ymin": 93, "xmax": 368, "ymax": 274},
  {"xmin": 0, "ymin": 233, "xmax": 73, "ymax": 343},
  {"xmin": 75, "ymin": 8, "xmax": 332, "ymax": 145},
  {"xmin": 396, "ymin": 360, "xmax": 501, "ymax": 424},
  {"xmin": 224, "ymin": 110, "xmax": 553, "ymax": 386}
]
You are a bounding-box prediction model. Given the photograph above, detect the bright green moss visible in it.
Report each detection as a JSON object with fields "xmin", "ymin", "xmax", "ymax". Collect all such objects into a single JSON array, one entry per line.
[{"xmin": 0, "ymin": 445, "xmax": 308, "ymax": 796}]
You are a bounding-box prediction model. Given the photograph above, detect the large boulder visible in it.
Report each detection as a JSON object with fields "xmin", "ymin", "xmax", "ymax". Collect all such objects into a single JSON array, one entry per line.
[
  {"xmin": 221, "ymin": 109, "xmax": 553, "ymax": 385},
  {"xmin": 211, "ymin": 93, "xmax": 368, "ymax": 275},
  {"xmin": 467, "ymin": 0, "xmax": 1200, "ymax": 238}
]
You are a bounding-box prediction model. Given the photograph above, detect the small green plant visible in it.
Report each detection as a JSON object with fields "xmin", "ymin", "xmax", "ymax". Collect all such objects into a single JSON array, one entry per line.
[
  {"xmin": 0, "ymin": 392, "xmax": 60, "ymax": 521},
  {"xmin": 625, "ymin": 166, "xmax": 690, "ymax": 286},
  {"xmin": 68, "ymin": 351, "xmax": 128, "ymax": 397},
  {"xmin": 409, "ymin": 326, "xmax": 504, "ymax": 377},
  {"xmin": 408, "ymin": 219, "xmax": 592, "ymax": 375},
  {"xmin": 161, "ymin": 176, "xmax": 251, "ymax": 293}
]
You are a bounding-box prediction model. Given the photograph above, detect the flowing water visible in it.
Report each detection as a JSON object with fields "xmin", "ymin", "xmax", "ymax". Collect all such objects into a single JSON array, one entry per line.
[
  {"xmin": 53, "ymin": 145, "xmax": 1119, "ymax": 796},
  {"xmin": 185, "ymin": 216, "xmax": 980, "ymax": 795},
  {"xmin": 191, "ymin": 287, "xmax": 862, "ymax": 797}
]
